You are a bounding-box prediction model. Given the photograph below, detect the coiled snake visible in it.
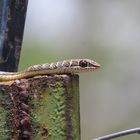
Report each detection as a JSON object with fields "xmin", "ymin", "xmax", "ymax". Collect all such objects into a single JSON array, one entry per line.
[{"xmin": 0, "ymin": 59, "xmax": 100, "ymax": 81}]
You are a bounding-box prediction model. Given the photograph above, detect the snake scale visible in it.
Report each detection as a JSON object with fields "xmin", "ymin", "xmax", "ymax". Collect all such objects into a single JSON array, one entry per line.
[{"xmin": 0, "ymin": 59, "xmax": 100, "ymax": 81}]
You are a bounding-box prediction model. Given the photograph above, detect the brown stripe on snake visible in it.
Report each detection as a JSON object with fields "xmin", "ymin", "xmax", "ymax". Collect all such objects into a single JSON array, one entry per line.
[{"xmin": 0, "ymin": 59, "xmax": 100, "ymax": 81}]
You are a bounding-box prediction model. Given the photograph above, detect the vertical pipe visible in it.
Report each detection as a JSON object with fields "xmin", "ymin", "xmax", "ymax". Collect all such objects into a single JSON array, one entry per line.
[{"xmin": 0, "ymin": 0, "xmax": 28, "ymax": 72}]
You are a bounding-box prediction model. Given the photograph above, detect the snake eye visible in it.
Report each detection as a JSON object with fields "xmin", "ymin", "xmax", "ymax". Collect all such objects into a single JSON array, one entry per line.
[{"xmin": 79, "ymin": 60, "xmax": 88, "ymax": 67}]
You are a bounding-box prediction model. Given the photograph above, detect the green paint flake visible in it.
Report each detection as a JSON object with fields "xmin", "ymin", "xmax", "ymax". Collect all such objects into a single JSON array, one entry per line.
[{"xmin": 31, "ymin": 81, "xmax": 66, "ymax": 140}]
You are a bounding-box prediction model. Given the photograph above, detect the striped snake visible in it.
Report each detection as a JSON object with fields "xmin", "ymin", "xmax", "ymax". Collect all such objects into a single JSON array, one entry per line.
[{"xmin": 0, "ymin": 59, "xmax": 100, "ymax": 81}]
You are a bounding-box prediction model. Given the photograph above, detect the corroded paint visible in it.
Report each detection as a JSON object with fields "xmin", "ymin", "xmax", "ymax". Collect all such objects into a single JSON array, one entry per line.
[
  {"xmin": 31, "ymin": 82, "xmax": 65, "ymax": 139},
  {"xmin": 0, "ymin": 75, "xmax": 80, "ymax": 140},
  {"xmin": 0, "ymin": 88, "xmax": 12, "ymax": 139},
  {"xmin": 31, "ymin": 75, "xmax": 80, "ymax": 140}
]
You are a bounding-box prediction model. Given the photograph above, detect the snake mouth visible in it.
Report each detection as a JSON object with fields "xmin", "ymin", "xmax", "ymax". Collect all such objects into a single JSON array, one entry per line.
[
  {"xmin": 91, "ymin": 63, "xmax": 100, "ymax": 68},
  {"xmin": 81, "ymin": 66, "xmax": 100, "ymax": 71},
  {"xmin": 88, "ymin": 61, "xmax": 101, "ymax": 68},
  {"xmin": 69, "ymin": 65, "xmax": 100, "ymax": 73}
]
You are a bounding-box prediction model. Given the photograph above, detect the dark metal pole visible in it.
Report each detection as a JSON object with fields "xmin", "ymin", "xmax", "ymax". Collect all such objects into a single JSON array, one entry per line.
[{"xmin": 0, "ymin": 0, "xmax": 28, "ymax": 72}]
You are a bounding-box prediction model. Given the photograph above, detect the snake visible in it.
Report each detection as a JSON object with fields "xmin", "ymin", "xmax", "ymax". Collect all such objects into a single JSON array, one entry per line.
[{"xmin": 0, "ymin": 59, "xmax": 100, "ymax": 81}]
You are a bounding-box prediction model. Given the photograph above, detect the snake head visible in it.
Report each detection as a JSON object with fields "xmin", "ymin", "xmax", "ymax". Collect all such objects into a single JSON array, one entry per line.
[
  {"xmin": 78, "ymin": 59, "xmax": 100, "ymax": 72},
  {"xmin": 65, "ymin": 59, "xmax": 100, "ymax": 73}
]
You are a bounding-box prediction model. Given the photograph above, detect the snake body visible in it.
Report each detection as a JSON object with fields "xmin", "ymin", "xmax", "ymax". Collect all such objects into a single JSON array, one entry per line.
[{"xmin": 0, "ymin": 59, "xmax": 100, "ymax": 81}]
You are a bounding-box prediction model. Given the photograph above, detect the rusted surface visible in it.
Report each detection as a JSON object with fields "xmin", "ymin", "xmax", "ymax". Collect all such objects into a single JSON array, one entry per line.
[
  {"xmin": 0, "ymin": 75, "xmax": 80, "ymax": 140},
  {"xmin": 0, "ymin": 0, "xmax": 28, "ymax": 72},
  {"xmin": 0, "ymin": 80, "xmax": 32, "ymax": 139}
]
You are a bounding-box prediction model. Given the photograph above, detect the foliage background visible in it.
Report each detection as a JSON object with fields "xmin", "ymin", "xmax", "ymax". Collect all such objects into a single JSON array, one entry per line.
[{"xmin": 19, "ymin": 1, "xmax": 140, "ymax": 140}]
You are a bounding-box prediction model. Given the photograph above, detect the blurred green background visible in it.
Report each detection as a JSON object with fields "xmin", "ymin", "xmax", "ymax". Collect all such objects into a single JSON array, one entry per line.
[{"xmin": 19, "ymin": 1, "xmax": 140, "ymax": 140}]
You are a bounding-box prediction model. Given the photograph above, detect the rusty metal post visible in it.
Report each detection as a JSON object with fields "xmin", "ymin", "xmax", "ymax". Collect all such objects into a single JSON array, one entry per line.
[{"xmin": 0, "ymin": 75, "xmax": 81, "ymax": 139}]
